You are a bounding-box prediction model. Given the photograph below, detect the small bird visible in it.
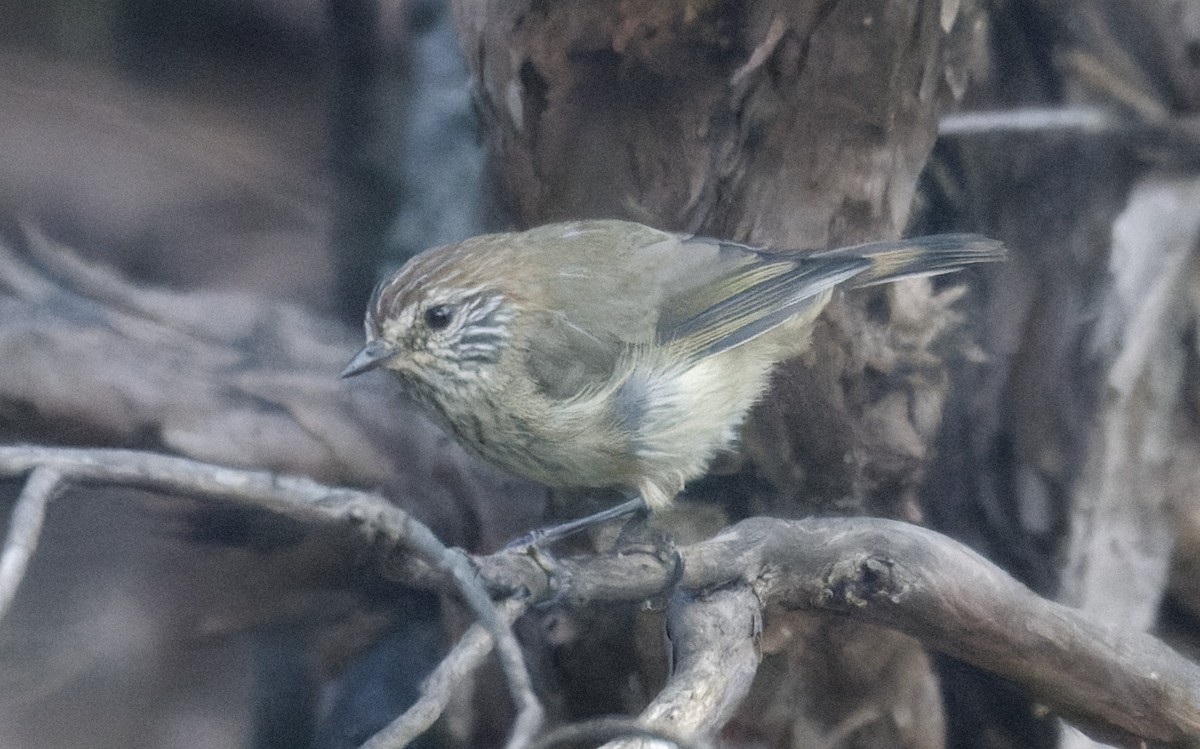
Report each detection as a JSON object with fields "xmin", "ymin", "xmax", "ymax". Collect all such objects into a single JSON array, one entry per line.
[{"xmin": 343, "ymin": 220, "xmax": 1002, "ymax": 532}]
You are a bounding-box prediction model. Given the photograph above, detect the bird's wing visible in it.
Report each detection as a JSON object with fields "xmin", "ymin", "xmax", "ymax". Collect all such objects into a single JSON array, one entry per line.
[
  {"xmin": 655, "ymin": 239, "xmax": 868, "ymax": 361},
  {"xmin": 515, "ymin": 222, "xmax": 672, "ymax": 399},
  {"xmin": 518, "ymin": 223, "xmax": 1001, "ymax": 397},
  {"xmin": 521, "ymin": 305, "xmax": 632, "ymax": 400},
  {"xmin": 656, "ymin": 233, "xmax": 1004, "ymax": 360},
  {"xmin": 519, "ymin": 224, "xmax": 874, "ymax": 396}
]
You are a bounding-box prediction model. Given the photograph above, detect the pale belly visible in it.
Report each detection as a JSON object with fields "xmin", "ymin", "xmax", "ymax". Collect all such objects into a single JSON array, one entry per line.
[{"xmin": 426, "ymin": 315, "xmax": 813, "ymax": 513}]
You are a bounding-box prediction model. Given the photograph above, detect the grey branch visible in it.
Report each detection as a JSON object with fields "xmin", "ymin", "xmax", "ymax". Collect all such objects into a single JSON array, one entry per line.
[
  {"xmin": 938, "ymin": 107, "xmax": 1200, "ymax": 160},
  {"xmin": 480, "ymin": 518, "xmax": 1200, "ymax": 748},
  {"xmin": 0, "ymin": 445, "xmax": 543, "ymax": 749},
  {"xmin": 0, "ymin": 466, "xmax": 61, "ymax": 618},
  {"xmin": 531, "ymin": 717, "xmax": 703, "ymax": 749},
  {"xmin": 362, "ymin": 596, "xmax": 532, "ymax": 749},
  {"xmin": 601, "ymin": 585, "xmax": 762, "ymax": 749},
  {"xmin": 939, "ymin": 106, "xmax": 1123, "ymax": 135},
  {"xmin": 4, "ymin": 444, "xmax": 1199, "ymax": 748}
]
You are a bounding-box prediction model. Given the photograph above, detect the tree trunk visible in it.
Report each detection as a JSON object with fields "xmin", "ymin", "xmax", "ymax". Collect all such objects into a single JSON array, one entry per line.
[{"xmin": 450, "ymin": 1, "xmax": 989, "ymax": 745}]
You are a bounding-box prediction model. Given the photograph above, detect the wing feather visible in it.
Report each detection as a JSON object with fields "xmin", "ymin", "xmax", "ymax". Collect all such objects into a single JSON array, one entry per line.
[{"xmin": 657, "ymin": 256, "xmax": 870, "ymax": 360}]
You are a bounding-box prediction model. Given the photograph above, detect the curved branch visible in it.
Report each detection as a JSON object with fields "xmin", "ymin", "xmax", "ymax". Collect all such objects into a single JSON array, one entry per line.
[
  {"xmin": 0, "ymin": 466, "xmax": 61, "ymax": 619},
  {"xmin": 530, "ymin": 717, "xmax": 702, "ymax": 749},
  {"xmin": 6, "ymin": 444, "xmax": 1198, "ymax": 748},
  {"xmin": 0, "ymin": 445, "xmax": 543, "ymax": 749},
  {"xmin": 602, "ymin": 585, "xmax": 761, "ymax": 749},
  {"xmin": 481, "ymin": 517, "xmax": 1200, "ymax": 747},
  {"xmin": 362, "ymin": 597, "xmax": 531, "ymax": 749},
  {"xmin": 701, "ymin": 518, "xmax": 1200, "ymax": 748}
]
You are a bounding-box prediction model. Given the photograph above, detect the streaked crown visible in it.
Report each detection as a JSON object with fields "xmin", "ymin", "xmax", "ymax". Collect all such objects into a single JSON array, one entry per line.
[{"xmin": 363, "ymin": 253, "xmax": 516, "ymax": 393}]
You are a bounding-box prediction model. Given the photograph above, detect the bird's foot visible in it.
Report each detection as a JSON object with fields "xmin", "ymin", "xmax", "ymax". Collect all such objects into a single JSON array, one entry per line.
[{"xmin": 503, "ymin": 497, "xmax": 646, "ymax": 550}]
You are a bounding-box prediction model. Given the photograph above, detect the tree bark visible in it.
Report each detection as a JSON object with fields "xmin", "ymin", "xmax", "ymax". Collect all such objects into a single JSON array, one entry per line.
[{"xmin": 450, "ymin": 1, "xmax": 989, "ymax": 745}]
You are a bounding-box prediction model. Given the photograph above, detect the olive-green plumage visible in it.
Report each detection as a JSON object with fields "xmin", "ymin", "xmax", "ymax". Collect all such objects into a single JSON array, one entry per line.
[{"xmin": 343, "ymin": 220, "xmax": 1003, "ymax": 513}]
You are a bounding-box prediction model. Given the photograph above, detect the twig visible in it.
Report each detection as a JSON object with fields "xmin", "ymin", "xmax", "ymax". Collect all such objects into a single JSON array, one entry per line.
[
  {"xmin": 939, "ymin": 106, "xmax": 1124, "ymax": 135},
  {"xmin": 362, "ymin": 597, "xmax": 531, "ymax": 749},
  {"xmin": 433, "ymin": 550, "xmax": 542, "ymax": 749},
  {"xmin": 0, "ymin": 466, "xmax": 62, "ymax": 620},
  {"xmin": 938, "ymin": 107, "xmax": 1200, "ymax": 161},
  {"xmin": 602, "ymin": 585, "xmax": 761, "ymax": 749},
  {"xmin": 528, "ymin": 717, "xmax": 704, "ymax": 749},
  {"xmin": 0, "ymin": 444, "xmax": 543, "ymax": 749}
]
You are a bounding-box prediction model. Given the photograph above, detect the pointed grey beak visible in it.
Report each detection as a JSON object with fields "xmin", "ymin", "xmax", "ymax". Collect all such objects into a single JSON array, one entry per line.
[{"xmin": 341, "ymin": 340, "xmax": 399, "ymax": 378}]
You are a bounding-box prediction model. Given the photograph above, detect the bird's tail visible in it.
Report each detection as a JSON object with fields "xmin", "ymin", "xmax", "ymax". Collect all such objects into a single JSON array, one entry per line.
[{"xmin": 813, "ymin": 234, "xmax": 1006, "ymax": 288}]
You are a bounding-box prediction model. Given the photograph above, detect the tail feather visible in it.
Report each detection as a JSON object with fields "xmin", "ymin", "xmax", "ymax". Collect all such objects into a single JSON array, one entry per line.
[{"xmin": 813, "ymin": 234, "xmax": 1005, "ymax": 288}]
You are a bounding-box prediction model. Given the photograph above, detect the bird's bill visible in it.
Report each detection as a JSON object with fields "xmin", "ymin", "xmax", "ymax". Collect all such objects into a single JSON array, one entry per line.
[{"xmin": 340, "ymin": 339, "xmax": 399, "ymax": 378}]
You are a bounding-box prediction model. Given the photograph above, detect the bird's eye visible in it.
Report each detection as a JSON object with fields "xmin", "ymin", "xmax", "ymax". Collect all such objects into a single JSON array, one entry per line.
[{"xmin": 423, "ymin": 304, "xmax": 455, "ymax": 330}]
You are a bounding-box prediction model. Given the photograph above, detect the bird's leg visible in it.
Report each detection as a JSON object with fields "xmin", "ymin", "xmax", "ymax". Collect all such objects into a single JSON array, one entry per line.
[{"xmin": 505, "ymin": 496, "xmax": 646, "ymax": 549}]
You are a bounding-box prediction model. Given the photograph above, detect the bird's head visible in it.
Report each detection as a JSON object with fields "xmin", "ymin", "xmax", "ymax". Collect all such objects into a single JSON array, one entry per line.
[{"xmin": 341, "ymin": 249, "xmax": 517, "ymax": 398}]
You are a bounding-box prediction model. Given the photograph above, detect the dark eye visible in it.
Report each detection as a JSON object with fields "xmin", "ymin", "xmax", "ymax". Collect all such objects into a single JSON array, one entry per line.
[{"xmin": 423, "ymin": 304, "xmax": 455, "ymax": 330}]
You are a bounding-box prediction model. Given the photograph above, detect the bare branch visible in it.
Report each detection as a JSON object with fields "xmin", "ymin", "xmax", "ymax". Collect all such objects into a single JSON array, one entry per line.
[
  {"xmin": 602, "ymin": 585, "xmax": 761, "ymax": 749},
  {"xmin": 712, "ymin": 518, "xmax": 1200, "ymax": 748},
  {"xmin": 362, "ymin": 597, "xmax": 531, "ymax": 749},
  {"xmin": 0, "ymin": 445, "xmax": 543, "ymax": 749},
  {"xmin": 530, "ymin": 717, "xmax": 704, "ymax": 749},
  {"xmin": 6, "ymin": 444, "xmax": 1198, "ymax": 748},
  {"xmin": 426, "ymin": 555, "xmax": 542, "ymax": 749},
  {"xmin": 939, "ymin": 106, "xmax": 1124, "ymax": 135},
  {"xmin": 0, "ymin": 466, "xmax": 62, "ymax": 621},
  {"xmin": 480, "ymin": 518, "xmax": 1200, "ymax": 747}
]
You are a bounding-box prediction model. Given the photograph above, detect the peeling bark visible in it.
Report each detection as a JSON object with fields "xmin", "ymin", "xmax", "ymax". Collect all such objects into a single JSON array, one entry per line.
[{"xmin": 450, "ymin": 0, "xmax": 989, "ymax": 744}]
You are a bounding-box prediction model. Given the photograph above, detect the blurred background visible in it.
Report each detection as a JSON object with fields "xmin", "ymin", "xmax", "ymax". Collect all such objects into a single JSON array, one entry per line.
[
  {"xmin": 0, "ymin": 2, "xmax": 475, "ymax": 746},
  {"xmin": 0, "ymin": 0, "xmax": 489, "ymax": 321},
  {"xmin": 2, "ymin": 1, "xmax": 1200, "ymax": 748}
]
